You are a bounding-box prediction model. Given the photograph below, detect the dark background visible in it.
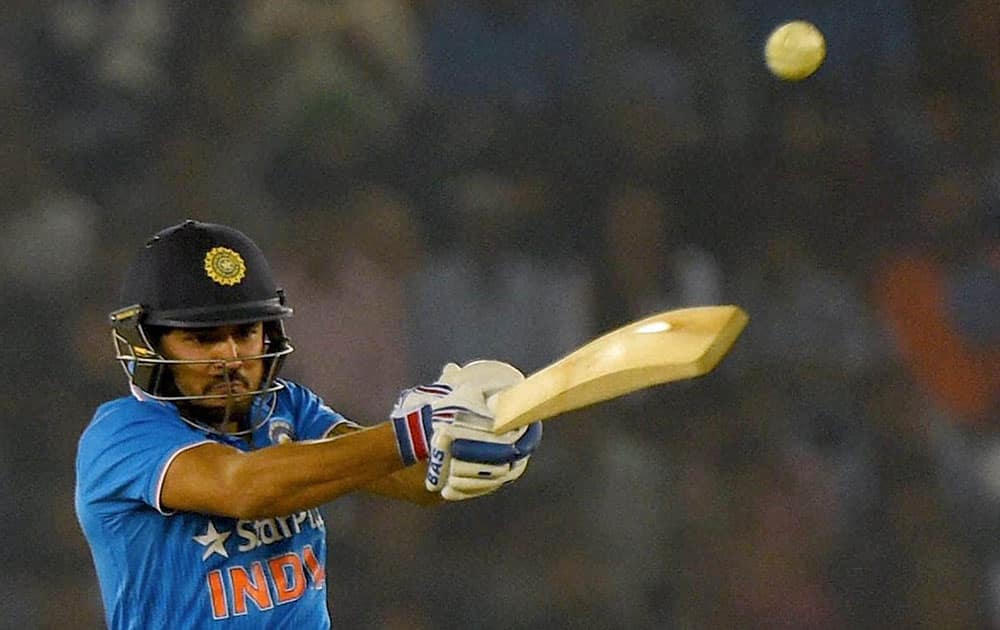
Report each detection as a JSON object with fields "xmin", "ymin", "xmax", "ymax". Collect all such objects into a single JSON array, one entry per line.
[{"xmin": 2, "ymin": 1, "xmax": 998, "ymax": 628}]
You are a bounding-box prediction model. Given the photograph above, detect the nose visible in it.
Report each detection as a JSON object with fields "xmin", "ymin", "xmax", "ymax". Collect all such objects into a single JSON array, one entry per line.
[{"xmin": 211, "ymin": 335, "xmax": 244, "ymax": 370}]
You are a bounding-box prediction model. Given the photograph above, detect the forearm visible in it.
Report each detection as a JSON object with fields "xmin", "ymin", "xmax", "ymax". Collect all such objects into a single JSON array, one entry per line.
[
  {"xmin": 233, "ymin": 423, "xmax": 409, "ymax": 517},
  {"xmin": 362, "ymin": 463, "xmax": 445, "ymax": 506},
  {"xmin": 326, "ymin": 421, "xmax": 443, "ymax": 505}
]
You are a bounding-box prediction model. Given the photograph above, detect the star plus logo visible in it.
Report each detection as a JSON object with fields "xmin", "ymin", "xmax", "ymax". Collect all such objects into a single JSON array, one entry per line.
[
  {"xmin": 194, "ymin": 521, "xmax": 231, "ymax": 560},
  {"xmin": 192, "ymin": 510, "xmax": 325, "ymax": 562}
]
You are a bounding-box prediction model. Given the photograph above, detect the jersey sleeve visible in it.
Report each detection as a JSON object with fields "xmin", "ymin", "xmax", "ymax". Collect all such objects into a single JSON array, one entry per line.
[
  {"xmin": 282, "ymin": 381, "xmax": 359, "ymax": 441},
  {"xmin": 76, "ymin": 402, "xmax": 212, "ymax": 516}
]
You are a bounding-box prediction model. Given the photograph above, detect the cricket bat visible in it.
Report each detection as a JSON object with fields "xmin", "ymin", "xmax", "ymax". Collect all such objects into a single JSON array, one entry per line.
[{"xmin": 490, "ymin": 305, "xmax": 748, "ymax": 433}]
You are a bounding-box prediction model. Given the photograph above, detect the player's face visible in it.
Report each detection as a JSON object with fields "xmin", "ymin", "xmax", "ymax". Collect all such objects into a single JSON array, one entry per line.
[{"xmin": 158, "ymin": 323, "xmax": 266, "ymax": 409}]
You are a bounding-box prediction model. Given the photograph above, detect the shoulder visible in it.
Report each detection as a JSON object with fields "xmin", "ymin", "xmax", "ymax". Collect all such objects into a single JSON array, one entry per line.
[
  {"xmin": 273, "ymin": 380, "xmax": 354, "ymax": 438},
  {"xmin": 76, "ymin": 396, "xmax": 214, "ymax": 514},
  {"xmin": 276, "ymin": 379, "xmax": 314, "ymax": 400},
  {"xmin": 77, "ymin": 397, "xmax": 194, "ymax": 459},
  {"xmin": 82, "ymin": 397, "xmax": 176, "ymax": 439},
  {"xmin": 276, "ymin": 380, "xmax": 339, "ymax": 414},
  {"xmin": 275, "ymin": 379, "xmax": 324, "ymax": 411},
  {"xmin": 94, "ymin": 395, "xmax": 175, "ymax": 418}
]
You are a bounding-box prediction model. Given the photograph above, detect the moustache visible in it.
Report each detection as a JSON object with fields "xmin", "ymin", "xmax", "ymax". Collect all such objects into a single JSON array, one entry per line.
[{"xmin": 206, "ymin": 372, "xmax": 251, "ymax": 392}]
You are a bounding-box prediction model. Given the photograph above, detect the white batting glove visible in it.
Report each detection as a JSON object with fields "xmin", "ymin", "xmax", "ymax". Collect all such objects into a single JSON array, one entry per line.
[
  {"xmin": 428, "ymin": 418, "xmax": 543, "ymax": 501},
  {"xmin": 390, "ymin": 361, "xmax": 542, "ymax": 499},
  {"xmin": 389, "ymin": 365, "xmax": 461, "ymax": 465},
  {"xmin": 390, "ymin": 360, "xmax": 497, "ymax": 464},
  {"xmin": 423, "ymin": 361, "xmax": 542, "ymax": 501}
]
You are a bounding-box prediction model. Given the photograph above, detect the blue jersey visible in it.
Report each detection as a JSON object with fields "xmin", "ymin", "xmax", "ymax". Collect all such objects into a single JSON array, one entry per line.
[{"xmin": 75, "ymin": 380, "xmax": 350, "ymax": 629}]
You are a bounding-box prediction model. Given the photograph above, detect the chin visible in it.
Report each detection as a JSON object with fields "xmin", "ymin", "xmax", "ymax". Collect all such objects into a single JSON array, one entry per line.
[
  {"xmin": 178, "ymin": 396, "xmax": 255, "ymax": 432},
  {"xmin": 203, "ymin": 396, "xmax": 254, "ymax": 411}
]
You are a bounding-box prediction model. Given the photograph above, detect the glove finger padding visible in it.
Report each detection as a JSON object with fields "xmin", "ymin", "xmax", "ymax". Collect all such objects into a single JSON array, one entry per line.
[
  {"xmin": 439, "ymin": 458, "xmax": 530, "ymax": 501},
  {"xmin": 441, "ymin": 485, "xmax": 498, "ymax": 501},
  {"xmin": 448, "ymin": 458, "xmax": 513, "ymax": 481},
  {"xmin": 447, "ymin": 458, "xmax": 529, "ymax": 489},
  {"xmin": 429, "ymin": 422, "xmax": 541, "ymax": 501},
  {"xmin": 449, "ymin": 422, "xmax": 543, "ymax": 464},
  {"xmin": 445, "ymin": 475, "xmax": 511, "ymax": 493},
  {"xmin": 504, "ymin": 457, "xmax": 529, "ymax": 485}
]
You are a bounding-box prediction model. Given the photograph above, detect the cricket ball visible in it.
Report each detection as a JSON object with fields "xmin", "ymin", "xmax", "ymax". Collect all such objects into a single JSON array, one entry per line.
[{"xmin": 764, "ymin": 20, "xmax": 826, "ymax": 81}]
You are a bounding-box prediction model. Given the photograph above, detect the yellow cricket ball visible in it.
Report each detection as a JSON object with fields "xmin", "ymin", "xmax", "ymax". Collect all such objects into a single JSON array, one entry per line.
[{"xmin": 764, "ymin": 20, "xmax": 826, "ymax": 81}]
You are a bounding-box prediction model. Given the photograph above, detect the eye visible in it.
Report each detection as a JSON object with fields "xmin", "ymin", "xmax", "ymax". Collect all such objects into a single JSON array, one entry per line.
[
  {"xmin": 237, "ymin": 324, "xmax": 261, "ymax": 339},
  {"xmin": 192, "ymin": 331, "xmax": 217, "ymax": 344}
]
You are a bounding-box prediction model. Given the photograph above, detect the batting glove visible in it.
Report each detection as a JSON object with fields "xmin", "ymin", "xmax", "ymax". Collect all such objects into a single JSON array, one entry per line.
[{"xmin": 390, "ymin": 360, "xmax": 542, "ymax": 501}]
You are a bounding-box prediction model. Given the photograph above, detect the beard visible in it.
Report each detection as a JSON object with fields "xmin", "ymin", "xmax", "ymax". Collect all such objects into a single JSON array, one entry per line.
[
  {"xmin": 178, "ymin": 400, "xmax": 250, "ymax": 430},
  {"xmin": 169, "ymin": 369, "xmax": 261, "ymax": 432}
]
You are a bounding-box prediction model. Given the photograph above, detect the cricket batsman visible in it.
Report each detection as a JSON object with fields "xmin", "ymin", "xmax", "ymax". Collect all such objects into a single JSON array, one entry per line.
[{"xmin": 75, "ymin": 220, "xmax": 542, "ymax": 628}]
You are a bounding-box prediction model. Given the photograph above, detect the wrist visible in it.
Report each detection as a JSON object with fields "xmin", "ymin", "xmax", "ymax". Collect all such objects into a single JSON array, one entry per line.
[{"xmin": 391, "ymin": 404, "xmax": 434, "ymax": 465}]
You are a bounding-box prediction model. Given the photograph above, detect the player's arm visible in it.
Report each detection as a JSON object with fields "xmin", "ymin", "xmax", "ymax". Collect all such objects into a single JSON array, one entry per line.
[
  {"xmin": 318, "ymin": 421, "xmax": 443, "ymax": 505},
  {"xmin": 319, "ymin": 361, "xmax": 542, "ymax": 504},
  {"xmin": 361, "ymin": 464, "xmax": 444, "ymax": 505},
  {"xmin": 161, "ymin": 422, "xmax": 420, "ymax": 518},
  {"xmin": 162, "ymin": 361, "xmax": 542, "ymax": 517}
]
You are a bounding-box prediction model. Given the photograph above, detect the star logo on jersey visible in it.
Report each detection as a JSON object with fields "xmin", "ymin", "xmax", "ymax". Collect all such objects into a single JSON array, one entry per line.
[{"xmin": 194, "ymin": 521, "xmax": 231, "ymax": 560}]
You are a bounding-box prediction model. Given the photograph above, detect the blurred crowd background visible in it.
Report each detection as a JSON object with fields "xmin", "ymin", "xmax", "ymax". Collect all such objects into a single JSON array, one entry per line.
[{"xmin": 2, "ymin": 0, "xmax": 998, "ymax": 628}]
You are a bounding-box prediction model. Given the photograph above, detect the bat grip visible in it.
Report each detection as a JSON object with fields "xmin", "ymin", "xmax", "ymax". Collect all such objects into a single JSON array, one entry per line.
[{"xmin": 449, "ymin": 422, "xmax": 543, "ymax": 464}]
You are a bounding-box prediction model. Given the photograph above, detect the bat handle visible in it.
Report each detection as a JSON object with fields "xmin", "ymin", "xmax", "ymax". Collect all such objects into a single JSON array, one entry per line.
[{"xmin": 486, "ymin": 391, "xmax": 518, "ymax": 434}]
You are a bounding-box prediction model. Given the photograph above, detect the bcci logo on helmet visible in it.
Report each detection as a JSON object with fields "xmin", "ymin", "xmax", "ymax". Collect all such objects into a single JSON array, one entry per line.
[{"xmin": 204, "ymin": 247, "xmax": 247, "ymax": 286}]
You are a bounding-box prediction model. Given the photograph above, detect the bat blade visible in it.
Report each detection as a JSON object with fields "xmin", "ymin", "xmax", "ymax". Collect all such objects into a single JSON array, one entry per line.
[{"xmin": 489, "ymin": 305, "xmax": 748, "ymax": 434}]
